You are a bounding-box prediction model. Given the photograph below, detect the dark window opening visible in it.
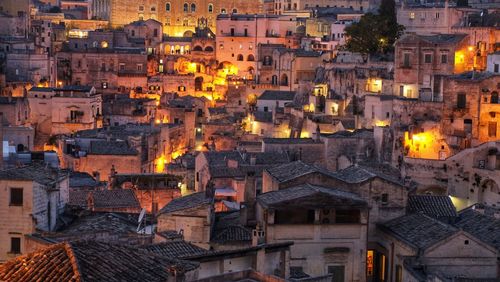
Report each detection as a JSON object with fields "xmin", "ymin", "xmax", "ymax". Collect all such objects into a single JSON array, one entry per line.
[{"xmin": 10, "ymin": 188, "xmax": 23, "ymax": 206}]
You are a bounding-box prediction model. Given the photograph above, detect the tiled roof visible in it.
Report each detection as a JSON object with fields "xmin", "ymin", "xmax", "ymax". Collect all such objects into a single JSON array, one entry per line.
[
  {"xmin": 265, "ymin": 160, "xmax": 331, "ymax": 183},
  {"xmin": 456, "ymin": 206, "xmax": 500, "ymax": 251},
  {"xmin": 0, "ymin": 165, "xmax": 66, "ymax": 185},
  {"xmin": 253, "ymin": 111, "xmax": 273, "ymax": 123},
  {"xmin": 262, "ymin": 137, "xmax": 319, "ymax": 144},
  {"xmin": 323, "ymin": 128, "xmax": 373, "ymax": 138},
  {"xmin": 211, "ymin": 211, "xmax": 252, "ymax": 243},
  {"xmin": 258, "ymin": 90, "xmax": 296, "ymax": 101},
  {"xmin": 203, "ymin": 151, "xmax": 244, "ymax": 166},
  {"xmin": 332, "ymin": 165, "xmax": 404, "ymax": 186},
  {"xmin": 378, "ymin": 213, "xmax": 458, "ymax": 250},
  {"xmin": 88, "ymin": 140, "xmax": 138, "ymax": 155},
  {"xmin": 0, "ymin": 241, "xmax": 198, "ymax": 282},
  {"xmin": 142, "ymin": 241, "xmax": 209, "ymax": 258},
  {"xmin": 157, "ymin": 192, "xmax": 211, "ymax": 214},
  {"xmin": 69, "ymin": 171, "xmax": 99, "ymax": 188},
  {"xmin": 69, "ymin": 189, "xmax": 141, "ymax": 209},
  {"xmin": 209, "ymin": 166, "xmax": 246, "ymax": 178},
  {"xmin": 407, "ymin": 195, "xmax": 457, "ymax": 219},
  {"xmin": 257, "ymin": 184, "xmax": 367, "ymax": 209}
]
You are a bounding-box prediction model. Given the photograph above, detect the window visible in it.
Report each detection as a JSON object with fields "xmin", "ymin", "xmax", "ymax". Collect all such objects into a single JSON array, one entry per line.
[
  {"xmin": 10, "ymin": 238, "xmax": 21, "ymax": 254},
  {"xmin": 441, "ymin": 54, "xmax": 448, "ymax": 64},
  {"xmin": 395, "ymin": 265, "xmax": 403, "ymax": 282},
  {"xmin": 247, "ymin": 54, "xmax": 255, "ymax": 61},
  {"xmin": 335, "ymin": 209, "xmax": 360, "ymax": 223},
  {"xmin": 183, "ymin": 3, "xmax": 188, "ymax": 12},
  {"xmin": 10, "ymin": 188, "xmax": 23, "ymax": 206},
  {"xmin": 327, "ymin": 265, "xmax": 345, "ymax": 282},
  {"xmin": 151, "ymin": 6, "xmax": 156, "ymax": 12},
  {"xmin": 208, "ymin": 3, "xmax": 213, "ymax": 13},
  {"xmin": 119, "ymin": 63, "xmax": 125, "ymax": 71},
  {"xmin": 153, "ymin": 28, "xmax": 158, "ymax": 37},
  {"xmin": 191, "ymin": 3, "xmax": 196, "ymax": 12},
  {"xmin": 488, "ymin": 122, "xmax": 497, "ymax": 137},
  {"xmin": 403, "ymin": 53, "xmax": 410, "ymax": 67},
  {"xmin": 138, "ymin": 5, "xmax": 144, "ymax": 11},
  {"xmin": 232, "ymin": 8, "xmax": 237, "ymax": 13},
  {"xmin": 275, "ymin": 209, "xmax": 315, "ymax": 224},
  {"xmin": 221, "ymin": 8, "xmax": 226, "ymax": 14},
  {"xmin": 237, "ymin": 54, "xmax": 243, "ymax": 61},
  {"xmin": 495, "ymin": 64, "xmax": 499, "ymax": 73},
  {"xmin": 137, "ymin": 64, "xmax": 143, "ymax": 71},
  {"xmin": 165, "ymin": 3, "xmax": 170, "ymax": 11},
  {"xmin": 491, "ymin": 92, "xmax": 499, "ymax": 104},
  {"xmin": 457, "ymin": 92, "xmax": 466, "ymax": 109},
  {"xmin": 424, "ymin": 53, "xmax": 432, "ymax": 63},
  {"xmin": 381, "ymin": 193, "xmax": 388, "ymax": 205},
  {"xmin": 409, "ymin": 12, "xmax": 415, "ymax": 19}
]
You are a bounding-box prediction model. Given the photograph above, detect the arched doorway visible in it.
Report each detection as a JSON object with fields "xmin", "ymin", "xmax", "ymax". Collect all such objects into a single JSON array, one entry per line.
[
  {"xmin": 280, "ymin": 74, "xmax": 288, "ymax": 86},
  {"xmin": 17, "ymin": 144, "xmax": 25, "ymax": 152},
  {"xmin": 195, "ymin": 77, "xmax": 203, "ymax": 91}
]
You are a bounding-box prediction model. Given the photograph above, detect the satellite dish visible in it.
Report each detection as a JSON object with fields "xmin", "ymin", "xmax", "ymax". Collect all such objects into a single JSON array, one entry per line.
[{"xmin": 138, "ymin": 208, "xmax": 146, "ymax": 223}]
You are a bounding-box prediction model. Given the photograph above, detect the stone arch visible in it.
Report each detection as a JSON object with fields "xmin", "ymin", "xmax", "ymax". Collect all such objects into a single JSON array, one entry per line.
[
  {"xmin": 195, "ymin": 76, "xmax": 203, "ymax": 91},
  {"xmin": 193, "ymin": 45, "xmax": 203, "ymax": 51},
  {"xmin": 237, "ymin": 54, "xmax": 244, "ymax": 61},
  {"xmin": 204, "ymin": 46, "xmax": 214, "ymax": 52},
  {"xmin": 247, "ymin": 54, "xmax": 255, "ymax": 61},
  {"xmin": 280, "ymin": 73, "xmax": 288, "ymax": 86}
]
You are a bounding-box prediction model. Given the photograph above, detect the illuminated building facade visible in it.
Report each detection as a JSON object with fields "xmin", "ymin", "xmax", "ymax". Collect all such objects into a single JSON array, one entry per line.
[{"xmin": 93, "ymin": 0, "xmax": 263, "ymax": 35}]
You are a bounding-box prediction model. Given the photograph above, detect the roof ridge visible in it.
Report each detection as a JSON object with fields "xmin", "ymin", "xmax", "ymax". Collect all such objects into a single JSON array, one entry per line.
[{"xmin": 63, "ymin": 242, "xmax": 83, "ymax": 281}]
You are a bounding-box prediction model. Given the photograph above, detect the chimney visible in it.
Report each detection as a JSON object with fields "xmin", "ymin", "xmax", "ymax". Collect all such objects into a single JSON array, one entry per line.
[
  {"xmin": 315, "ymin": 124, "xmax": 321, "ymax": 141},
  {"xmin": 250, "ymin": 155, "xmax": 256, "ymax": 166},
  {"xmin": 87, "ymin": 192, "xmax": 94, "ymax": 211},
  {"xmin": 108, "ymin": 165, "xmax": 117, "ymax": 189}
]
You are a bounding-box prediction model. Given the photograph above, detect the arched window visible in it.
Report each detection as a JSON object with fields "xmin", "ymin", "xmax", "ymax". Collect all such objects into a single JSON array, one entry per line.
[
  {"xmin": 232, "ymin": 8, "xmax": 238, "ymax": 13},
  {"xmin": 247, "ymin": 54, "xmax": 255, "ymax": 61},
  {"xmin": 191, "ymin": 3, "xmax": 196, "ymax": 12},
  {"xmin": 193, "ymin": 45, "xmax": 203, "ymax": 51},
  {"xmin": 221, "ymin": 8, "xmax": 226, "ymax": 14},
  {"xmin": 204, "ymin": 46, "xmax": 214, "ymax": 52},
  {"xmin": 183, "ymin": 3, "xmax": 188, "ymax": 12},
  {"xmin": 165, "ymin": 2, "xmax": 170, "ymax": 11},
  {"xmin": 208, "ymin": 3, "xmax": 213, "ymax": 13},
  {"xmin": 237, "ymin": 54, "xmax": 244, "ymax": 61},
  {"xmin": 492, "ymin": 91, "xmax": 499, "ymax": 104}
]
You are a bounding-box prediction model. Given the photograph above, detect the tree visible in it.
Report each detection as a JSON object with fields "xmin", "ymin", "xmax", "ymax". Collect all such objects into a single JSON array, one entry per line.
[{"xmin": 343, "ymin": 0, "xmax": 404, "ymax": 54}]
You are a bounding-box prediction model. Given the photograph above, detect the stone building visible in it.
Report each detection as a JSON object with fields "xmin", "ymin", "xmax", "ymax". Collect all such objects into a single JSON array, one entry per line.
[
  {"xmin": 394, "ymin": 33, "xmax": 473, "ymax": 101},
  {"xmin": 92, "ymin": 0, "xmax": 263, "ymax": 35},
  {"xmin": 441, "ymin": 72, "xmax": 500, "ymax": 147},
  {"xmin": 0, "ymin": 165, "xmax": 69, "ymax": 262},
  {"xmin": 255, "ymin": 183, "xmax": 369, "ymax": 281},
  {"xmin": 109, "ymin": 173, "xmax": 183, "ymax": 214},
  {"xmin": 68, "ymin": 189, "xmax": 142, "ymax": 213},
  {"xmin": 216, "ymin": 14, "xmax": 297, "ymax": 79},
  {"xmin": 27, "ymin": 86, "xmax": 103, "ymax": 136},
  {"xmin": 156, "ymin": 192, "xmax": 213, "ymax": 248},
  {"xmin": 378, "ymin": 211, "xmax": 500, "ymax": 281}
]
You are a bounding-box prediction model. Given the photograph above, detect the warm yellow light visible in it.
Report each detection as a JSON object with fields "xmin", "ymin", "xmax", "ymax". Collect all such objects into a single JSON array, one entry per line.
[
  {"xmin": 468, "ymin": 46, "xmax": 474, "ymax": 52},
  {"xmin": 155, "ymin": 119, "xmax": 161, "ymax": 124},
  {"xmin": 375, "ymin": 120, "xmax": 388, "ymax": 127}
]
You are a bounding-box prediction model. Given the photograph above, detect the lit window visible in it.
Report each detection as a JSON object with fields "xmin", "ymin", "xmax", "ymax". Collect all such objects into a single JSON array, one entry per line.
[{"xmin": 409, "ymin": 12, "xmax": 415, "ymax": 19}]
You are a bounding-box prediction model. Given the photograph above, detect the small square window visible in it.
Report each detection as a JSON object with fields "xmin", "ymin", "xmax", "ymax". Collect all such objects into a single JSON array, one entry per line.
[
  {"xmin": 10, "ymin": 188, "xmax": 23, "ymax": 206},
  {"xmin": 10, "ymin": 237, "xmax": 21, "ymax": 254},
  {"xmin": 424, "ymin": 54, "xmax": 432, "ymax": 63}
]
